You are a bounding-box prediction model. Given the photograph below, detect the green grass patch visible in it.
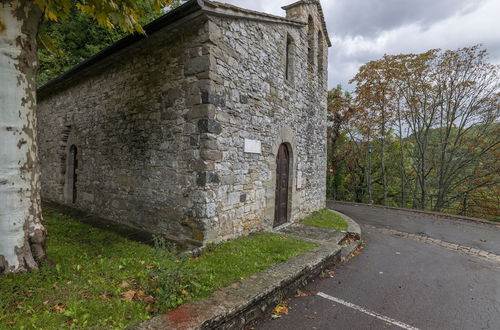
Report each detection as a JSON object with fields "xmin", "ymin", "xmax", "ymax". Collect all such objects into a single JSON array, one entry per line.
[
  {"xmin": 0, "ymin": 211, "xmax": 317, "ymax": 329},
  {"xmin": 301, "ymin": 209, "xmax": 349, "ymax": 231}
]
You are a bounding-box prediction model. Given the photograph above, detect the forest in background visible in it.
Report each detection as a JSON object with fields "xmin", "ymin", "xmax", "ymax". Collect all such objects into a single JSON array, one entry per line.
[
  {"xmin": 327, "ymin": 46, "xmax": 499, "ymax": 221},
  {"xmin": 37, "ymin": 0, "xmax": 183, "ymax": 86}
]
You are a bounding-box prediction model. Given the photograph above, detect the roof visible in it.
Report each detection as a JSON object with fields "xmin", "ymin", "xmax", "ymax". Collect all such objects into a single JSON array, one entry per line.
[
  {"xmin": 38, "ymin": 0, "xmax": 330, "ymax": 97},
  {"xmin": 282, "ymin": 0, "xmax": 332, "ymax": 47}
]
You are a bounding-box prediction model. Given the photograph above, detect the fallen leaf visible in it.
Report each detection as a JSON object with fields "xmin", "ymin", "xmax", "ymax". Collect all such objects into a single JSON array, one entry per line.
[
  {"xmin": 296, "ymin": 290, "xmax": 312, "ymax": 297},
  {"xmin": 396, "ymin": 252, "xmax": 401, "ymax": 255},
  {"xmin": 7, "ymin": 321, "xmax": 15, "ymax": 325},
  {"xmin": 52, "ymin": 303, "xmax": 66, "ymax": 312},
  {"xmin": 136, "ymin": 290, "xmax": 145, "ymax": 298},
  {"xmin": 272, "ymin": 304, "xmax": 289, "ymax": 318},
  {"xmin": 67, "ymin": 320, "xmax": 75, "ymax": 325},
  {"xmin": 181, "ymin": 289, "xmax": 189, "ymax": 296},
  {"xmin": 325, "ymin": 269, "xmax": 335, "ymax": 278},
  {"xmin": 118, "ymin": 281, "xmax": 130, "ymax": 288},
  {"xmin": 100, "ymin": 293, "xmax": 113, "ymax": 300},
  {"xmin": 43, "ymin": 300, "xmax": 49, "ymax": 305},
  {"xmin": 146, "ymin": 265, "xmax": 154, "ymax": 269},
  {"xmin": 143, "ymin": 295, "xmax": 155, "ymax": 303},
  {"xmin": 122, "ymin": 290, "xmax": 136, "ymax": 301},
  {"xmin": 83, "ymin": 293, "xmax": 93, "ymax": 299},
  {"xmin": 140, "ymin": 260, "xmax": 145, "ymax": 265}
]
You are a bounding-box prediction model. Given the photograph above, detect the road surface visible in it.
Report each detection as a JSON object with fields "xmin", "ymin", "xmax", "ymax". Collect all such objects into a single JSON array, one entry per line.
[{"xmin": 256, "ymin": 203, "xmax": 500, "ymax": 330}]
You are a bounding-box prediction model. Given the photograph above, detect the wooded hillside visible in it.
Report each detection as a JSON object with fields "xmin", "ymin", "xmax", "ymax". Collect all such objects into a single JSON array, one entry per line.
[{"xmin": 328, "ymin": 46, "xmax": 500, "ymax": 221}]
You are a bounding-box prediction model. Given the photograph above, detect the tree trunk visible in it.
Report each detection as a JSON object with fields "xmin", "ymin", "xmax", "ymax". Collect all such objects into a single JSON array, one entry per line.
[
  {"xmin": 0, "ymin": 0, "xmax": 47, "ymax": 274},
  {"xmin": 380, "ymin": 108, "xmax": 387, "ymax": 206}
]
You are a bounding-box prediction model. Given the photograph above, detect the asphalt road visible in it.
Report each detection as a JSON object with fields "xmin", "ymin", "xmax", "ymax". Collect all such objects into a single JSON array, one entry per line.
[{"xmin": 256, "ymin": 203, "xmax": 500, "ymax": 330}]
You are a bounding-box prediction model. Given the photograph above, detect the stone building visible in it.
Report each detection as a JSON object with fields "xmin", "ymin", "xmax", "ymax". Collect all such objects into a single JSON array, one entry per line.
[{"xmin": 37, "ymin": 0, "xmax": 331, "ymax": 247}]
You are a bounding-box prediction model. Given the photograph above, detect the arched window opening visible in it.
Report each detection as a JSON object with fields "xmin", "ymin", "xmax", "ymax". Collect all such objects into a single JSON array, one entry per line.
[
  {"xmin": 307, "ymin": 16, "xmax": 315, "ymax": 73},
  {"xmin": 285, "ymin": 34, "xmax": 294, "ymax": 81},
  {"xmin": 68, "ymin": 145, "xmax": 78, "ymax": 203},
  {"xmin": 317, "ymin": 31, "xmax": 324, "ymax": 77}
]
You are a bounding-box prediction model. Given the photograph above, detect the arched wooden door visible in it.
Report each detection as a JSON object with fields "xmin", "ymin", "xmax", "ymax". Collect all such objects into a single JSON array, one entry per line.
[{"xmin": 274, "ymin": 144, "xmax": 290, "ymax": 227}]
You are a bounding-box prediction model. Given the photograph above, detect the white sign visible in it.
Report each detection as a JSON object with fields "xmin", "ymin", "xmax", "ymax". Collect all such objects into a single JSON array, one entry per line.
[
  {"xmin": 296, "ymin": 171, "xmax": 303, "ymax": 190},
  {"xmin": 244, "ymin": 139, "xmax": 261, "ymax": 154}
]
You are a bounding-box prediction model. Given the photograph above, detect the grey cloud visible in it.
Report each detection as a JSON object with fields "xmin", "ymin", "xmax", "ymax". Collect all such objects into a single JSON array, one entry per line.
[
  {"xmin": 220, "ymin": 0, "xmax": 500, "ymax": 89},
  {"xmin": 326, "ymin": 0, "xmax": 486, "ymax": 37}
]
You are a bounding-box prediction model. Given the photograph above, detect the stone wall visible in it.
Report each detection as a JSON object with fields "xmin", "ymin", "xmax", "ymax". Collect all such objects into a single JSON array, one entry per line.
[
  {"xmin": 202, "ymin": 3, "xmax": 328, "ymax": 242},
  {"xmin": 36, "ymin": 1, "xmax": 329, "ymax": 246},
  {"xmin": 37, "ymin": 14, "xmax": 215, "ymax": 246}
]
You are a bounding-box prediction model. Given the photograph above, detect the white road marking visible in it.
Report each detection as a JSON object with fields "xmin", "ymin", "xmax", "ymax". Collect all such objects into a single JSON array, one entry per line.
[{"xmin": 317, "ymin": 292, "xmax": 420, "ymax": 330}]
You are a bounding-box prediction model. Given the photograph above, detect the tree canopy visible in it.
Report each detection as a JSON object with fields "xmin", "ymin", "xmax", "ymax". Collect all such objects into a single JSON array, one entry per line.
[{"xmin": 328, "ymin": 46, "xmax": 500, "ymax": 220}]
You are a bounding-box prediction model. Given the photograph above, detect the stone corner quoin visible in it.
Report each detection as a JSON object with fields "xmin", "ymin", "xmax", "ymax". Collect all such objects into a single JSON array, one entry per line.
[{"xmin": 35, "ymin": 0, "xmax": 331, "ymax": 247}]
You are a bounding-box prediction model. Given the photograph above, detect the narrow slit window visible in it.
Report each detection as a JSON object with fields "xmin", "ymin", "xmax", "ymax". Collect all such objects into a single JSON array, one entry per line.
[
  {"xmin": 307, "ymin": 16, "xmax": 315, "ymax": 73},
  {"xmin": 68, "ymin": 145, "xmax": 78, "ymax": 203},
  {"xmin": 286, "ymin": 34, "xmax": 293, "ymax": 81},
  {"xmin": 317, "ymin": 31, "xmax": 324, "ymax": 76}
]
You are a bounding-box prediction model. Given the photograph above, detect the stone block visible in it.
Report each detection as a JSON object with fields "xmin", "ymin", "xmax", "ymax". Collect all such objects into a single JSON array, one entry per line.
[
  {"xmin": 184, "ymin": 55, "xmax": 212, "ymax": 76},
  {"xmin": 201, "ymin": 149, "xmax": 223, "ymax": 161},
  {"xmin": 198, "ymin": 119, "xmax": 222, "ymax": 135},
  {"xmin": 197, "ymin": 172, "xmax": 220, "ymax": 186},
  {"xmin": 186, "ymin": 104, "xmax": 216, "ymax": 120}
]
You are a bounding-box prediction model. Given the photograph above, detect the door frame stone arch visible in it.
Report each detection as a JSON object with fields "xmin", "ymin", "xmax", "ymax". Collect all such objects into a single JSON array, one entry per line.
[{"xmin": 265, "ymin": 126, "xmax": 297, "ymax": 228}]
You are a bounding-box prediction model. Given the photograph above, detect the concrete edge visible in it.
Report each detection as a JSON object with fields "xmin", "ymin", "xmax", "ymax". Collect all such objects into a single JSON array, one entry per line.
[
  {"xmin": 328, "ymin": 201, "xmax": 500, "ymax": 227},
  {"xmin": 327, "ymin": 208, "xmax": 362, "ymax": 238},
  {"xmin": 130, "ymin": 224, "xmax": 363, "ymax": 329},
  {"xmin": 341, "ymin": 240, "xmax": 362, "ymax": 262}
]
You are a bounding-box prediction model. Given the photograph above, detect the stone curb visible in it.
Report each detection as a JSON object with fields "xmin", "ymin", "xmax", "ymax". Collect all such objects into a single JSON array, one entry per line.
[
  {"xmin": 328, "ymin": 200, "xmax": 500, "ymax": 227},
  {"xmin": 328, "ymin": 208, "xmax": 361, "ymax": 237},
  {"xmin": 131, "ymin": 215, "xmax": 363, "ymax": 330}
]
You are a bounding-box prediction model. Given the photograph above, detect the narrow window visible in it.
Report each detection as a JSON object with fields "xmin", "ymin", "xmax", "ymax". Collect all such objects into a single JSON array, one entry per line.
[
  {"xmin": 285, "ymin": 34, "xmax": 293, "ymax": 81},
  {"xmin": 68, "ymin": 145, "xmax": 78, "ymax": 203},
  {"xmin": 317, "ymin": 31, "xmax": 324, "ymax": 77},
  {"xmin": 307, "ymin": 16, "xmax": 315, "ymax": 73}
]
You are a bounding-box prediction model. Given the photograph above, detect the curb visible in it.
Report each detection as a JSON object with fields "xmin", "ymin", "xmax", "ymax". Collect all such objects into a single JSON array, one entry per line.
[
  {"xmin": 328, "ymin": 208, "xmax": 361, "ymax": 238},
  {"xmin": 131, "ymin": 214, "xmax": 363, "ymax": 330},
  {"xmin": 328, "ymin": 201, "xmax": 500, "ymax": 227}
]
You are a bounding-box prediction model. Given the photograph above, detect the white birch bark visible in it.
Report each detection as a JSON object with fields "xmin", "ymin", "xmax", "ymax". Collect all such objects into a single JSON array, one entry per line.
[{"xmin": 0, "ymin": 0, "xmax": 46, "ymax": 273}]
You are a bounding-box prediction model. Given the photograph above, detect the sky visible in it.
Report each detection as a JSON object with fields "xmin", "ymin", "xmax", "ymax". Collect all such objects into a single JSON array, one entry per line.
[{"xmin": 222, "ymin": 0, "xmax": 500, "ymax": 90}]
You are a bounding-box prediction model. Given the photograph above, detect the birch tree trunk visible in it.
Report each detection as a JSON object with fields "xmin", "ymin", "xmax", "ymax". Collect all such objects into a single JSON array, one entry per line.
[{"xmin": 0, "ymin": 0, "xmax": 47, "ymax": 274}]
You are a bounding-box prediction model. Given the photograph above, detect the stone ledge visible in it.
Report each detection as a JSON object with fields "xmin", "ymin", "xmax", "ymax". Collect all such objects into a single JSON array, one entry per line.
[
  {"xmin": 328, "ymin": 208, "xmax": 361, "ymax": 238},
  {"xmin": 130, "ymin": 231, "xmax": 350, "ymax": 329}
]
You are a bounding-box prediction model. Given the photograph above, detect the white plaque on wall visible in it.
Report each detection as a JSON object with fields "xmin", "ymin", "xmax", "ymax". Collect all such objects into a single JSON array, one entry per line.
[
  {"xmin": 296, "ymin": 171, "xmax": 303, "ymax": 190},
  {"xmin": 244, "ymin": 139, "xmax": 261, "ymax": 154}
]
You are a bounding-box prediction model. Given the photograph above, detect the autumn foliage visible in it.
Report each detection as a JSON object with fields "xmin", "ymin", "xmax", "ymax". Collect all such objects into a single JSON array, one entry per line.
[{"xmin": 328, "ymin": 46, "xmax": 499, "ymax": 221}]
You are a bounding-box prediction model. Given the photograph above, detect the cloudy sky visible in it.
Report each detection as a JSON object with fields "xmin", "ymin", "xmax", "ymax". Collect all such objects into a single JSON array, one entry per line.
[{"xmin": 222, "ymin": 0, "xmax": 500, "ymax": 90}]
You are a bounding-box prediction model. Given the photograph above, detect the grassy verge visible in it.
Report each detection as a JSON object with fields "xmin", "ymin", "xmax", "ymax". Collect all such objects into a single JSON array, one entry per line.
[
  {"xmin": 0, "ymin": 211, "xmax": 317, "ymax": 329},
  {"xmin": 301, "ymin": 209, "xmax": 349, "ymax": 231}
]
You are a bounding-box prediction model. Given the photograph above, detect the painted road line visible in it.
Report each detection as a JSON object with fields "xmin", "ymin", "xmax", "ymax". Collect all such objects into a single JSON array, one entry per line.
[{"xmin": 317, "ymin": 292, "xmax": 420, "ymax": 330}]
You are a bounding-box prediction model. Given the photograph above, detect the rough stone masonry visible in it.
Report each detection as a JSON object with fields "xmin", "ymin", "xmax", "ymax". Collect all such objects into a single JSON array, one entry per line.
[{"xmin": 36, "ymin": 0, "xmax": 331, "ymax": 247}]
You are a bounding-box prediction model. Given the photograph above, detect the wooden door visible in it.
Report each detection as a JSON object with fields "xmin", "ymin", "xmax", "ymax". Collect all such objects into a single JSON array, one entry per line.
[{"xmin": 274, "ymin": 144, "xmax": 290, "ymax": 227}]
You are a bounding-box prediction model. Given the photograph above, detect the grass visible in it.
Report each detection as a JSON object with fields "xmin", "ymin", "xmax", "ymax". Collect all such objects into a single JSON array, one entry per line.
[
  {"xmin": 301, "ymin": 209, "xmax": 349, "ymax": 232},
  {"xmin": 0, "ymin": 211, "xmax": 317, "ymax": 329}
]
